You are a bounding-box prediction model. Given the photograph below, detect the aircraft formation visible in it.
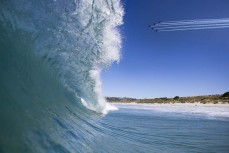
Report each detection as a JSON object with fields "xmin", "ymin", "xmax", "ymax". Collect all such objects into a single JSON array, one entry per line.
[{"xmin": 149, "ymin": 18, "xmax": 229, "ymax": 32}]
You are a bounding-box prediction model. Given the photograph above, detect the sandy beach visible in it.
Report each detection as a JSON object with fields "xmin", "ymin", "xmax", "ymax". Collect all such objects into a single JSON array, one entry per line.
[{"xmin": 111, "ymin": 102, "xmax": 229, "ymax": 108}]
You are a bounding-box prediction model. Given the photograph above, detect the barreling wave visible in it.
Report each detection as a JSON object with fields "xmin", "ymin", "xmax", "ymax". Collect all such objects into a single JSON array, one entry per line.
[{"xmin": 0, "ymin": 0, "xmax": 123, "ymax": 152}]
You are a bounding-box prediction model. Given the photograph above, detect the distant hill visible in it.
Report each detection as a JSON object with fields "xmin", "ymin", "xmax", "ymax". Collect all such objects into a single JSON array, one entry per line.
[{"xmin": 106, "ymin": 93, "xmax": 229, "ymax": 104}]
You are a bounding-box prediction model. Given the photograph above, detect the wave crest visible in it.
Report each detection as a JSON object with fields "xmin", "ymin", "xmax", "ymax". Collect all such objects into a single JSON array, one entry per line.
[{"xmin": 0, "ymin": 0, "xmax": 123, "ymax": 113}]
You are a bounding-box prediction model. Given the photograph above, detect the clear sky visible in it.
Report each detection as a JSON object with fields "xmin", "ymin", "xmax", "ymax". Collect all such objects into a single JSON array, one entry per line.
[{"xmin": 102, "ymin": 0, "xmax": 229, "ymax": 99}]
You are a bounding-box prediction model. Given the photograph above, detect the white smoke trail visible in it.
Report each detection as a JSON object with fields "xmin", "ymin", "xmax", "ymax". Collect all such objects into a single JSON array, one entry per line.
[
  {"xmin": 154, "ymin": 22, "xmax": 229, "ymax": 28},
  {"xmin": 156, "ymin": 25, "xmax": 229, "ymax": 32},
  {"xmin": 155, "ymin": 18, "xmax": 229, "ymax": 25},
  {"xmin": 153, "ymin": 23, "xmax": 229, "ymax": 30},
  {"xmin": 150, "ymin": 18, "xmax": 229, "ymax": 32}
]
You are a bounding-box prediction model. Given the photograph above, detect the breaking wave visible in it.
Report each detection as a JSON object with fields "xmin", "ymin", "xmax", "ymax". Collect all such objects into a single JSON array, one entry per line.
[{"xmin": 0, "ymin": 0, "xmax": 123, "ymax": 152}]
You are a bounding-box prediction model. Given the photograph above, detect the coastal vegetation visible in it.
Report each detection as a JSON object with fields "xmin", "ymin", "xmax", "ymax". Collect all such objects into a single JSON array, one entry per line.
[{"xmin": 106, "ymin": 92, "xmax": 229, "ymax": 104}]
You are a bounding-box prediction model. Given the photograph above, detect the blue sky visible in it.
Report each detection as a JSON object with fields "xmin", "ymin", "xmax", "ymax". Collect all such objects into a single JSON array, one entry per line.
[{"xmin": 102, "ymin": 0, "xmax": 229, "ymax": 98}]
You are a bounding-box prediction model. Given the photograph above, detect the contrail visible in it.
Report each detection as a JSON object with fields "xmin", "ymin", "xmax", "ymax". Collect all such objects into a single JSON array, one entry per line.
[{"xmin": 150, "ymin": 18, "xmax": 229, "ymax": 32}]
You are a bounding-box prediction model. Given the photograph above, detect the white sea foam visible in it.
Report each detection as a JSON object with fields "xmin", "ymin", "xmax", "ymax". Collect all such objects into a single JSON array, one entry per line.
[
  {"xmin": 0, "ymin": 0, "xmax": 123, "ymax": 114},
  {"xmin": 116, "ymin": 104, "xmax": 229, "ymax": 119},
  {"xmin": 77, "ymin": 0, "xmax": 123, "ymax": 113}
]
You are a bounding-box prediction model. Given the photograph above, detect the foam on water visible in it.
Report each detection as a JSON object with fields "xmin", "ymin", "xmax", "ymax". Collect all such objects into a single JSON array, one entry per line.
[{"xmin": 116, "ymin": 104, "xmax": 229, "ymax": 119}]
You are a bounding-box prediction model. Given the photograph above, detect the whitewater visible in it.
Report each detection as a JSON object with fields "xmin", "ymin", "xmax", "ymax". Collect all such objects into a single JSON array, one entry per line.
[
  {"xmin": 1, "ymin": 0, "xmax": 229, "ymax": 153},
  {"xmin": 0, "ymin": 0, "xmax": 123, "ymax": 152},
  {"xmin": 0, "ymin": 0, "xmax": 123, "ymax": 113}
]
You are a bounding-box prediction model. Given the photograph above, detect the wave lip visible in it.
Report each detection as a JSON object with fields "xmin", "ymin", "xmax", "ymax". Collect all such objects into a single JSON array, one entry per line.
[
  {"xmin": 0, "ymin": 0, "xmax": 123, "ymax": 113},
  {"xmin": 0, "ymin": 0, "xmax": 123, "ymax": 152}
]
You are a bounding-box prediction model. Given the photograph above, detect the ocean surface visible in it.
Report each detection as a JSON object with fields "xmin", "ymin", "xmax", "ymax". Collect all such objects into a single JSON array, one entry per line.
[
  {"xmin": 98, "ymin": 104, "xmax": 229, "ymax": 153},
  {"xmin": 1, "ymin": 0, "xmax": 229, "ymax": 152}
]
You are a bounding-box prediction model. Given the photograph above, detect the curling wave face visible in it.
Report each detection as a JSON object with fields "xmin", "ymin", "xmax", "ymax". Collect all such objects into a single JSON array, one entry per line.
[
  {"xmin": 0, "ymin": 0, "xmax": 123, "ymax": 152},
  {"xmin": 0, "ymin": 0, "xmax": 123, "ymax": 113}
]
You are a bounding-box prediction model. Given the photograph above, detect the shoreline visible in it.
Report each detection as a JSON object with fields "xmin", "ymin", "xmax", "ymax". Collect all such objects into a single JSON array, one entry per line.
[{"xmin": 110, "ymin": 102, "xmax": 229, "ymax": 108}]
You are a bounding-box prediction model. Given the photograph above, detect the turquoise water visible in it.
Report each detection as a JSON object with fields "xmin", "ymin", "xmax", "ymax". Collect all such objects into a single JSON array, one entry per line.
[{"xmin": 0, "ymin": 0, "xmax": 124, "ymax": 152}]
